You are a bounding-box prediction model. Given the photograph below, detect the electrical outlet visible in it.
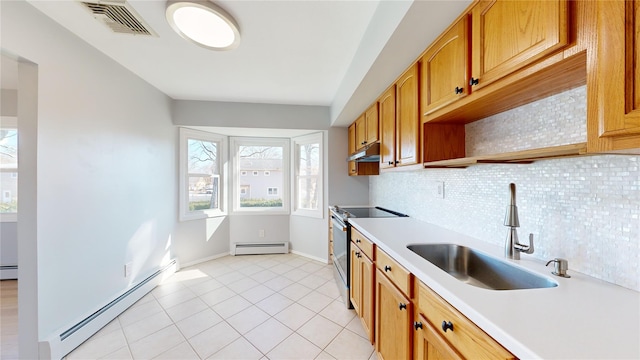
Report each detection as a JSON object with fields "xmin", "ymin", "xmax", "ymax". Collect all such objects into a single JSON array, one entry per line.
[
  {"xmin": 124, "ymin": 262, "xmax": 133, "ymax": 278},
  {"xmin": 432, "ymin": 181, "xmax": 445, "ymax": 199},
  {"xmin": 259, "ymin": 229, "xmax": 265, "ymax": 238}
]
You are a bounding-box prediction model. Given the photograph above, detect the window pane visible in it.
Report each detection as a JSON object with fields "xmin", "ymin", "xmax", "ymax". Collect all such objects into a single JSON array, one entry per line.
[
  {"xmin": 0, "ymin": 172, "xmax": 17, "ymax": 213},
  {"xmin": 187, "ymin": 139, "xmax": 219, "ymax": 211},
  {"xmin": 297, "ymin": 176, "xmax": 318, "ymax": 210},
  {"xmin": 298, "ymin": 143, "xmax": 319, "ymax": 176},
  {"xmin": 1, "ymin": 129, "xmax": 18, "ymax": 213},
  {"xmin": 238, "ymin": 145, "xmax": 283, "ymax": 208}
]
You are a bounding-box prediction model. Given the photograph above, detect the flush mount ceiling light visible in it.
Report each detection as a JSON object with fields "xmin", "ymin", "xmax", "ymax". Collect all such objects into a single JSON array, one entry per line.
[{"xmin": 166, "ymin": 0, "xmax": 240, "ymax": 51}]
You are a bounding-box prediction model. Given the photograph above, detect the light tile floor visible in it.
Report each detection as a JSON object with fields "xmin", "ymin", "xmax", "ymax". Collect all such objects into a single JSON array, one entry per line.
[{"xmin": 66, "ymin": 253, "xmax": 376, "ymax": 360}]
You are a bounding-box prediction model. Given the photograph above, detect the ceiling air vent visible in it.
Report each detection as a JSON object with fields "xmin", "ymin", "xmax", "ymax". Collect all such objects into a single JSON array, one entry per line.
[{"xmin": 80, "ymin": 0, "xmax": 157, "ymax": 36}]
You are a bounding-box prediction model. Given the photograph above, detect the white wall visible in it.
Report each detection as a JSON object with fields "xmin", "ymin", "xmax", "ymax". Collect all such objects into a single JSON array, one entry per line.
[
  {"xmin": 1, "ymin": 0, "xmax": 177, "ymax": 351},
  {"xmin": 370, "ymin": 86, "xmax": 640, "ymax": 291}
]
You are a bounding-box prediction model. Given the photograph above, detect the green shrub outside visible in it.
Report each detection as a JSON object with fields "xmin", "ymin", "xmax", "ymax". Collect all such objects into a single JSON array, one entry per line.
[
  {"xmin": 190, "ymin": 198, "xmax": 283, "ymax": 210},
  {"xmin": 241, "ymin": 198, "xmax": 283, "ymax": 207}
]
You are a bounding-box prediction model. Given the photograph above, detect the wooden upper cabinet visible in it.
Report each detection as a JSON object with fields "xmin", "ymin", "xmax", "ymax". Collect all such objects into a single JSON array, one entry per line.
[
  {"xmin": 421, "ymin": 16, "xmax": 470, "ymax": 115},
  {"xmin": 396, "ymin": 63, "xmax": 421, "ymax": 166},
  {"xmin": 355, "ymin": 114, "xmax": 367, "ymax": 150},
  {"xmin": 365, "ymin": 103, "xmax": 380, "ymax": 146},
  {"xmin": 379, "ymin": 86, "xmax": 397, "ymax": 169},
  {"xmin": 354, "ymin": 105, "xmax": 379, "ymax": 151},
  {"xmin": 588, "ymin": 0, "xmax": 640, "ymax": 152},
  {"xmin": 470, "ymin": 0, "xmax": 569, "ymax": 90},
  {"xmin": 348, "ymin": 123, "xmax": 356, "ymax": 155}
]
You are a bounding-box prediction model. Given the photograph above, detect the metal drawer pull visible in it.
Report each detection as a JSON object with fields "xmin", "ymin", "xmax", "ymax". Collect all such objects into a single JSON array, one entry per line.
[
  {"xmin": 398, "ymin": 303, "xmax": 407, "ymax": 310},
  {"xmin": 384, "ymin": 265, "xmax": 391, "ymax": 272},
  {"xmin": 413, "ymin": 321, "xmax": 423, "ymax": 330},
  {"xmin": 442, "ymin": 321, "xmax": 454, "ymax": 332}
]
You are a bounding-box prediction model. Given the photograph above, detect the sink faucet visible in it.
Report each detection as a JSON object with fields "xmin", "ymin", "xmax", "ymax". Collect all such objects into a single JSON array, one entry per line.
[{"xmin": 504, "ymin": 183, "xmax": 534, "ymax": 259}]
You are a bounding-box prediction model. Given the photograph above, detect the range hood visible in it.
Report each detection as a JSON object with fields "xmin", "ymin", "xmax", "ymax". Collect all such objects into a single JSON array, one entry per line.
[{"xmin": 347, "ymin": 142, "xmax": 380, "ymax": 163}]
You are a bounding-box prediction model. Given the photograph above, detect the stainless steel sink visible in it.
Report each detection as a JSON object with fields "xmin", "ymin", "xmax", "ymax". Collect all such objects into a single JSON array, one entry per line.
[{"xmin": 407, "ymin": 243, "xmax": 557, "ymax": 290}]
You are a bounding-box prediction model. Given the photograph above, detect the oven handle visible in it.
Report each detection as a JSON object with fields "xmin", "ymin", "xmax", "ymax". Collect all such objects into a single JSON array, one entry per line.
[{"xmin": 331, "ymin": 215, "xmax": 347, "ymax": 232}]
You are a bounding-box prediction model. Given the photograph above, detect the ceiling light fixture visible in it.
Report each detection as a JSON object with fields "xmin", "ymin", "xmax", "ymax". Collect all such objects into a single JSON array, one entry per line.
[{"xmin": 166, "ymin": 0, "xmax": 240, "ymax": 51}]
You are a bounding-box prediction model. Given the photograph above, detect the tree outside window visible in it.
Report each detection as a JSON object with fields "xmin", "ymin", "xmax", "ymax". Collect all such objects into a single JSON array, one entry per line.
[
  {"xmin": 293, "ymin": 132, "xmax": 323, "ymax": 218},
  {"xmin": 179, "ymin": 128, "xmax": 227, "ymax": 221}
]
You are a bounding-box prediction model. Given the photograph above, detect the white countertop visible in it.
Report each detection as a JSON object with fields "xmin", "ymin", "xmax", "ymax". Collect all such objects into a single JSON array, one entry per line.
[{"xmin": 349, "ymin": 217, "xmax": 640, "ymax": 359}]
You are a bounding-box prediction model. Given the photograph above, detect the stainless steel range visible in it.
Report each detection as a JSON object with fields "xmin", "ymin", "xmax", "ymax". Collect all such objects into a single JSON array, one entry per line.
[{"xmin": 330, "ymin": 205, "xmax": 408, "ymax": 308}]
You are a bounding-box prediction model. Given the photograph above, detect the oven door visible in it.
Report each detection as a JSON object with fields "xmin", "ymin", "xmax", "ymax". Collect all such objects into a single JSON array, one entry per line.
[{"xmin": 331, "ymin": 214, "xmax": 352, "ymax": 308}]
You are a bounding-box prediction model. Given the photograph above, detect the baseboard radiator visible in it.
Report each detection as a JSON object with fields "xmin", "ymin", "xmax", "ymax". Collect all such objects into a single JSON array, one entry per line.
[
  {"xmin": 0, "ymin": 264, "xmax": 18, "ymax": 280},
  {"xmin": 39, "ymin": 260, "xmax": 177, "ymax": 360},
  {"xmin": 232, "ymin": 242, "xmax": 289, "ymax": 255}
]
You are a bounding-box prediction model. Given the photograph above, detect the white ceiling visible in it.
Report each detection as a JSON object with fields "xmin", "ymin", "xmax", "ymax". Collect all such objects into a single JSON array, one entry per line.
[{"xmin": 25, "ymin": 0, "xmax": 471, "ymax": 127}]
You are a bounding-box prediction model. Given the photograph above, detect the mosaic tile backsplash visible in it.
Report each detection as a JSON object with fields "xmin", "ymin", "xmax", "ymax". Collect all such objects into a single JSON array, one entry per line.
[{"xmin": 370, "ymin": 86, "xmax": 640, "ymax": 291}]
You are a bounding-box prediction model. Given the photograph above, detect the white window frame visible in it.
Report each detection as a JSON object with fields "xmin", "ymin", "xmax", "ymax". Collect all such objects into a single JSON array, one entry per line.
[
  {"xmin": 292, "ymin": 132, "xmax": 323, "ymax": 218},
  {"xmin": 231, "ymin": 137, "xmax": 290, "ymax": 215},
  {"xmin": 0, "ymin": 117, "xmax": 18, "ymax": 223},
  {"xmin": 179, "ymin": 127, "xmax": 227, "ymax": 221}
]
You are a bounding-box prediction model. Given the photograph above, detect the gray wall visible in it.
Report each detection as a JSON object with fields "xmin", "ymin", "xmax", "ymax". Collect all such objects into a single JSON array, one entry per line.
[
  {"xmin": 371, "ymin": 86, "xmax": 640, "ymax": 291},
  {"xmin": 2, "ymin": 0, "xmax": 178, "ymax": 347}
]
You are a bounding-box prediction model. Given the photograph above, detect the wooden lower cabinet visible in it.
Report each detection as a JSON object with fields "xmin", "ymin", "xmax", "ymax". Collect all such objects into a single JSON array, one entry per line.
[
  {"xmin": 417, "ymin": 282, "xmax": 515, "ymax": 360},
  {"xmin": 375, "ymin": 269, "xmax": 412, "ymax": 360},
  {"xmin": 414, "ymin": 313, "xmax": 463, "ymax": 360},
  {"xmin": 360, "ymin": 255, "xmax": 374, "ymax": 343},
  {"xmin": 350, "ymin": 240, "xmax": 375, "ymax": 343}
]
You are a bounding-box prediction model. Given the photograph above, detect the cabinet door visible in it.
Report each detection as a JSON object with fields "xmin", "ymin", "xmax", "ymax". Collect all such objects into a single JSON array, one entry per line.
[
  {"xmin": 414, "ymin": 314, "xmax": 463, "ymax": 360},
  {"xmin": 589, "ymin": 0, "xmax": 640, "ymax": 151},
  {"xmin": 355, "ymin": 114, "xmax": 367, "ymax": 150},
  {"xmin": 365, "ymin": 103, "xmax": 379, "ymax": 145},
  {"xmin": 375, "ymin": 269, "xmax": 411, "ymax": 360},
  {"xmin": 396, "ymin": 64, "xmax": 421, "ymax": 166},
  {"xmin": 361, "ymin": 255, "xmax": 375, "ymax": 343},
  {"xmin": 421, "ymin": 16, "xmax": 469, "ymax": 115},
  {"xmin": 379, "ymin": 86, "xmax": 396, "ymax": 169},
  {"xmin": 471, "ymin": 0, "xmax": 568, "ymax": 89},
  {"xmin": 348, "ymin": 123, "xmax": 356, "ymax": 155},
  {"xmin": 348, "ymin": 161, "xmax": 357, "ymax": 176},
  {"xmin": 350, "ymin": 245, "xmax": 361, "ymax": 313}
]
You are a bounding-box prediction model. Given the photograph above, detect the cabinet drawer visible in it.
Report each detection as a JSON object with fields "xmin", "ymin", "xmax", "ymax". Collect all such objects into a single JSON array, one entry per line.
[
  {"xmin": 376, "ymin": 248, "xmax": 411, "ymax": 296},
  {"xmin": 351, "ymin": 227, "xmax": 374, "ymax": 259},
  {"xmin": 418, "ymin": 282, "xmax": 515, "ymax": 360}
]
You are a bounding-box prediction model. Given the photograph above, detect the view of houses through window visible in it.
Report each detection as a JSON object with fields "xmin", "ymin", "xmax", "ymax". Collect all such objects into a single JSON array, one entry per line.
[
  {"xmin": 237, "ymin": 144, "xmax": 285, "ymax": 208},
  {"xmin": 0, "ymin": 126, "xmax": 18, "ymax": 214}
]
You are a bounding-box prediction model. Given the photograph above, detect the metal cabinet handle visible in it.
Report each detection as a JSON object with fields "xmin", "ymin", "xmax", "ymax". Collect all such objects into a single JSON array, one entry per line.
[
  {"xmin": 388, "ymin": 161, "xmax": 394, "ymax": 165},
  {"xmin": 413, "ymin": 321, "xmax": 423, "ymax": 331},
  {"xmin": 384, "ymin": 265, "xmax": 391, "ymax": 272},
  {"xmin": 442, "ymin": 321, "xmax": 454, "ymax": 332},
  {"xmin": 469, "ymin": 77, "xmax": 479, "ymax": 86},
  {"xmin": 455, "ymin": 86, "xmax": 463, "ymax": 94},
  {"xmin": 356, "ymin": 239, "xmax": 361, "ymax": 243},
  {"xmin": 398, "ymin": 303, "xmax": 407, "ymax": 310}
]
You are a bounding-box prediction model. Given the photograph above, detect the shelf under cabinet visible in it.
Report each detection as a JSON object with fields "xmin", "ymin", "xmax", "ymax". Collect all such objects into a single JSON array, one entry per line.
[{"xmin": 423, "ymin": 142, "xmax": 588, "ymax": 168}]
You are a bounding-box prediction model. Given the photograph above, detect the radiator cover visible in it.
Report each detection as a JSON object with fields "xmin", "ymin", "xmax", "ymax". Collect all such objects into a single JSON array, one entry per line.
[{"xmin": 232, "ymin": 242, "xmax": 289, "ymax": 255}]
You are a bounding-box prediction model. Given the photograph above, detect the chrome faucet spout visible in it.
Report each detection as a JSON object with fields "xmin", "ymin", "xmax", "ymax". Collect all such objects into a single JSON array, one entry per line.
[{"xmin": 504, "ymin": 183, "xmax": 534, "ymax": 259}]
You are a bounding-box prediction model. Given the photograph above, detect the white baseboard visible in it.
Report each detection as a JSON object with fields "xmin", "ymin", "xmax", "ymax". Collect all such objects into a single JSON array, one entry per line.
[
  {"xmin": 291, "ymin": 250, "xmax": 329, "ymax": 264},
  {"xmin": 179, "ymin": 252, "xmax": 230, "ymax": 269}
]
